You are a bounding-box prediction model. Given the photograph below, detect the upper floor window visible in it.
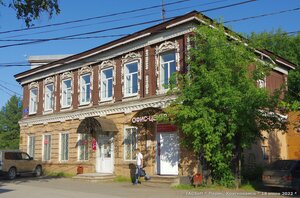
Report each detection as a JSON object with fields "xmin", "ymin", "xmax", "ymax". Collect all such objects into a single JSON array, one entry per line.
[
  {"xmin": 80, "ymin": 74, "xmax": 91, "ymax": 105},
  {"xmin": 124, "ymin": 61, "xmax": 138, "ymax": 97},
  {"xmin": 101, "ymin": 68, "xmax": 113, "ymax": 101},
  {"xmin": 62, "ymin": 79, "xmax": 72, "ymax": 108},
  {"xmin": 44, "ymin": 83, "xmax": 54, "ymax": 111},
  {"xmin": 29, "ymin": 88, "xmax": 38, "ymax": 114},
  {"xmin": 160, "ymin": 51, "xmax": 176, "ymax": 90}
]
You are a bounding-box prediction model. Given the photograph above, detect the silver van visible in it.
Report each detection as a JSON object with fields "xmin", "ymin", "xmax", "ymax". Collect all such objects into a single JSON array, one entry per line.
[
  {"xmin": 0, "ymin": 150, "xmax": 42, "ymax": 180},
  {"xmin": 262, "ymin": 160, "xmax": 300, "ymax": 193}
]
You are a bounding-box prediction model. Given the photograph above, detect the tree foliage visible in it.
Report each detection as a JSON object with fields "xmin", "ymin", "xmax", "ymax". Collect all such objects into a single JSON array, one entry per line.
[
  {"xmin": 164, "ymin": 24, "xmax": 285, "ymax": 186},
  {"xmin": 0, "ymin": 95, "xmax": 22, "ymax": 149},
  {"xmin": 248, "ymin": 30, "xmax": 300, "ymax": 105},
  {"xmin": 1, "ymin": 0, "xmax": 60, "ymax": 27}
]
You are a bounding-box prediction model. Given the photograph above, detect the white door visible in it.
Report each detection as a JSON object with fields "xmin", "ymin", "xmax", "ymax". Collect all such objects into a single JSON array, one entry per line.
[
  {"xmin": 96, "ymin": 135, "xmax": 113, "ymax": 173},
  {"xmin": 158, "ymin": 132, "xmax": 179, "ymax": 175}
]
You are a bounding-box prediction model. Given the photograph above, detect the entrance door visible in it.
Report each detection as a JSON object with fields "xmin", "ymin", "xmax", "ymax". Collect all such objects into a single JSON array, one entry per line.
[
  {"xmin": 96, "ymin": 135, "xmax": 113, "ymax": 173},
  {"xmin": 157, "ymin": 132, "xmax": 179, "ymax": 175}
]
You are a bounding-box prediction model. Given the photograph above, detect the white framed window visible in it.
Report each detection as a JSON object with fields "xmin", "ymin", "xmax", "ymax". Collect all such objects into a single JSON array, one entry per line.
[
  {"xmin": 124, "ymin": 127, "xmax": 137, "ymax": 161},
  {"xmin": 160, "ymin": 51, "xmax": 176, "ymax": 90},
  {"xmin": 43, "ymin": 134, "xmax": 51, "ymax": 161},
  {"xmin": 124, "ymin": 61, "xmax": 138, "ymax": 97},
  {"xmin": 80, "ymin": 74, "xmax": 91, "ymax": 105},
  {"xmin": 60, "ymin": 133, "xmax": 69, "ymax": 161},
  {"xmin": 78, "ymin": 134, "xmax": 89, "ymax": 161},
  {"xmin": 62, "ymin": 79, "xmax": 72, "ymax": 108},
  {"xmin": 44, "ymin": 83, "xmax": 54, "ymax": 111},
  {"xmin": 101, "ymin": 67, "xmax": 113, "ymax": 101},
  {"xmin": 27, "ymin": 135, "xmax": 35, "ymax": 159},
  {"xmin": 29, "ymin": 88, "xmax": 38, "ymax": 114}
]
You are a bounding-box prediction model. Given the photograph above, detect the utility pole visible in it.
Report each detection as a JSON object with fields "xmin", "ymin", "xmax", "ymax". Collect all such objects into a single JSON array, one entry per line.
[{"xmin": 162, "ymin": 0, "xmax": 166, "ymax": 21}]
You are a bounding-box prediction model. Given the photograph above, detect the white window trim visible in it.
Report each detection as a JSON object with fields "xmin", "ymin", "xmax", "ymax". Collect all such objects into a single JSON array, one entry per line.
[
  {"xmin": 42, "ymin": 134, "xmax": 51, "ymax": 162},
  {"xmin": 29, "ymin": 88, "xmax": 38, "ymax": 115},
  {"xmin": 155, "ymin": 41, "xmax": 180, "ymax": 95},
  {"xmin": 123, "ymin": 126, "xmax": 138, "ymax": 162},
  {"xmin": 59, "ymin": 132, "xmax": 69, "ymax": 162},
  {"xmin": 159, "ymin": 51, "xmax": 176, "ymax": 91},
  {"xmin": 27, "ymin": 135, "xmax": 35, "ymax": 158},
  {"xmin": 124, "ymin": 61, "xmax": 139, "ymax": 98},
  {"xmin": 100, "ymin": 67, "xmax": 113, "ymax": 101},
  {"xmin": 79, "ymin": 73, "xmax": 91, "ymax": 105},
  {"xmin": 61, "ymin": 78, "xmax": 72, "ymax": 108},
  {"xmin": 77, "ymin": 134, "xmax": 89, "ymax": 161},
  {"xmin": 44, "ymin": 83, "xmax": 54, "ymax": 112}
]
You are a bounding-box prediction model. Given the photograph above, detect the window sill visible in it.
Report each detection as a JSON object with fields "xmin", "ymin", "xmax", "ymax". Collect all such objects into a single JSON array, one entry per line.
[
  {"xmin": 28, "ymin": 112, "xmax": 37, "ymax": 115},
  {"xmin": 79, "ymin": 102, "xmax": 91, "ymax": 106},
  {"xmin": 100, "ymin": 98, "xmax": 113, "ymax": 102}
]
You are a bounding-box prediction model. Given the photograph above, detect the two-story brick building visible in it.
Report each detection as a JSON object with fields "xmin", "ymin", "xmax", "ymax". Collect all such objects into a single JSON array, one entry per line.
[{"xmin": 14, "ymin": 11, "xmax": 296, "ymax": 178}]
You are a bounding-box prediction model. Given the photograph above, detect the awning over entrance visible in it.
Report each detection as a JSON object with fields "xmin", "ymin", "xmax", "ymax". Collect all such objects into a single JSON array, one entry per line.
[{"xmin": 77, "ymin": 117, "xmax": 118, "ymax": 134}]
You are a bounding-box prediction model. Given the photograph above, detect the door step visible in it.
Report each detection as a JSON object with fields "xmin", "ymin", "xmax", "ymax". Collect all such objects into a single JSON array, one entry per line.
[
  {"xmin": 73, "ymin": 173, "xmax": 115, "ymax": 182},
  {"xmin": 146, "ymin": 175, "xmax": 179, "ymax": 185}
]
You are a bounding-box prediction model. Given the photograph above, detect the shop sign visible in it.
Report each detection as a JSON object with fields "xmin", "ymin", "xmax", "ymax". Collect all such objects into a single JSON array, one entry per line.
[
  {"xmin": 131, "ymin": 114, "xmax": 168, "ymax": 123},
  {"xmin": 157, "ymin": 124, "xmax": 177, "ymax": 132}
]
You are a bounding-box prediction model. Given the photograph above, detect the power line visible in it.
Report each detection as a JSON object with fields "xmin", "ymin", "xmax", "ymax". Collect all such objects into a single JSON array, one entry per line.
[
  {"xmin": 0, "ymin": 0, "xmax": 190, "ymax": 35},
  {"xmin": 224, "ymin": 7, "xmax": 300, "ymax": 24},
  {"xmin": 0, "ymin": 84, "xmax": 22, "ymax": 96},
  {"xmin": 0, "ymin": 0, "xmax": 258, "ymax": 49},
  {"xmin": 0, "ymin": 0, "xmax": 229, "ymax": 40}
]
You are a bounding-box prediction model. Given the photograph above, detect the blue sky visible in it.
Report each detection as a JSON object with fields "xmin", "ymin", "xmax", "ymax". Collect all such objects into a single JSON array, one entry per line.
[{"xmin": 0, "ymin": 0, "xmax": 299, "ymax": 108}]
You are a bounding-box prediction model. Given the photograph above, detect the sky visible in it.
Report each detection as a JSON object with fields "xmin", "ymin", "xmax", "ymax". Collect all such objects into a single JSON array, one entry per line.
[{"xmin": 0, "ymin": 0, "xmax": 299, "ymax": 108}]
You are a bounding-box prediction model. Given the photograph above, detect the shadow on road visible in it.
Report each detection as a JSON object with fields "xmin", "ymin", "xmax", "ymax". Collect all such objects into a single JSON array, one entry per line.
[{"xmin": 0, "ymin": 174, "xmax": 64, "ymax": 185}]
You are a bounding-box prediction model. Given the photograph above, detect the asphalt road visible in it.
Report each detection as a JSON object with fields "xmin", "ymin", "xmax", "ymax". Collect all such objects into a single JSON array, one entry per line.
[{"xmin": 0, "ymin": 175, "xmax": 297, "ymax": 198}]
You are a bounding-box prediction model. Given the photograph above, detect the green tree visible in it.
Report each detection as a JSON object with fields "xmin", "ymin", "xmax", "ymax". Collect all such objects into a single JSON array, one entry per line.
[
  {"xmin": 1, "ymin": 0, "xmax": 60, "ymax": 27},
  {"xmin": 164, "ymin": 24, "xmax": 285, "ymax": 187},
  {"xmin": 248, "ymin": 30, "xmax": 300, "ymax": 105},
  {"xmin": 0, "ymin": 95, "xmax": 22, "ymax": 149}
]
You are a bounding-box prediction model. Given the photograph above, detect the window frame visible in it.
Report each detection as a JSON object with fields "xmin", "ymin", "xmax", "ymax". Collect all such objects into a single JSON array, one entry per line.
[
  {"xmin": 159, "ymin": 50, "xmax": 176, "ymax": 91},
  {"xmin": 27, "ymin": 135, "xmax": 35, "ymax": 159},
  {"xmin": 124, "ymin": 61, "xmax": 139, "ymax": 97},
  {"xmin": 59, "ymin": 132, "xmax": 69, "ymax": 162},
  {"xmin": 77, "ymin": 134, "xmax": 89, "ymax": 161},
  {"xmin": 29, "ymin": 88, "xmax": 38, "ymax": 114},
  {"xmin": 61, "ymin": 78, "xmax": 72, "ymax": 108},
  {"xmin": 44, "ymin": 83, "xmax": 54, "ymax": 112},
  {"xmin": 123, "ymin": 126, "xmax": 138, "ymax": 161},
  {"xmin": 80, "ymin": 73, "xmax": 91, "ymax": 105},
  {"xmin": 42, "ymin": 134, "xmax": 52, "ymax": 162},
  {"xmin": 100, "ymin": 67, "xmax": 113, "ymax": 101}
]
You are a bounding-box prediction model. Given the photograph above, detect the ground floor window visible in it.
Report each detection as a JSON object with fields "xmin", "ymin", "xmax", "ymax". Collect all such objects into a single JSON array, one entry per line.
[
  {"xmin": 124, "ymin": 127, "xmax": 137, "ymax": 161},
  {"xmin": 60, "ymin": 133, "xmax": 69, "ymax": 161},
  {"xmin": 28, "ymin": 135, "xmax": 35, "ymax": 158},
  {"xmin": 43, "ymin": 134, "xmax": 51, "ymax": 161},
  {"xmin": 78, "ymin": 134, "xmax": 89, "ymax": 161}
]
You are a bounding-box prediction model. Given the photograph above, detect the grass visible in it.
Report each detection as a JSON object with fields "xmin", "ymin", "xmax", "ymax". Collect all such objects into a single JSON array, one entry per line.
[
  {"xmin": 113, "ymin": 175, "xmax": 132, "ymax": 183},
  {"xmin": 43, "ymin": 171, "xmax": 75, "ymax": 178},
  {"xmin": 173, "ymin": 182, "xmax": 259, "ymax": 192}
]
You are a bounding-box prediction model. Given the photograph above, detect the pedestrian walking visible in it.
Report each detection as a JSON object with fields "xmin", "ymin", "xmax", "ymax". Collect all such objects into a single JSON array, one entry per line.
[{"xmin": 133, "ymin": 148, "xmax": 143, "ymax": 185}]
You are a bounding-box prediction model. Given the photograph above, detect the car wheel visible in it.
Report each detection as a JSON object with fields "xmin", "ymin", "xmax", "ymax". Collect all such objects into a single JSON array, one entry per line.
[
  {"xmin": 7, "ymin": 167, "xmax": 17, "ymax": 180},
  {"xmin": 34, "ymin": 165, "xmax": 42, "ymax": 177}
]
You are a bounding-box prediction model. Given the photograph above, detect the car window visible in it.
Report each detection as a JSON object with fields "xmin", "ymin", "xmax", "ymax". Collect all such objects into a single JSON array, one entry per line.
[
  {"xmin": 5, "ymin": 152, "xmax": 19, "ymax": 160},
  {"xmin": 21, "ymin": 153, "xmax": 30, "ymax": 160},
  {"xmin": 270, "ymin": 160, "xmax": 297, "ymax": 171}
]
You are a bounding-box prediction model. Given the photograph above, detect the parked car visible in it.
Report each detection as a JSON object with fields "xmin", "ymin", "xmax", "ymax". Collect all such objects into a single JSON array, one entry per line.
[
  {"xmin": 262, "ymin": 160, "xmax": 300, "ymax": 193},
  {"xmin": 0, "ymin": 150, "xmax": 42, "ymax": 180}
]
